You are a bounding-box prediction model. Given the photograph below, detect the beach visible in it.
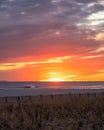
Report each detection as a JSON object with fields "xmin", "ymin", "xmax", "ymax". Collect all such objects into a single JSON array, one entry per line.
[
  {"xmin": 0, "ymin": 82, "xmax": 104, "ymax": 130},
  {"xmin": 0, "ymin": 92, "xmax": 104, "ymax": 130},
  {"xmin": 0, "ymin": 88, "xmax": 104, "ymax": 98}
]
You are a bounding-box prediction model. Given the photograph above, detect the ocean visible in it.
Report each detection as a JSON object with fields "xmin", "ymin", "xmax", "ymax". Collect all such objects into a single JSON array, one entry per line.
[
  {"xmin": 0, "ymin": 81, "xmax": 104, "ymax": 97},
  {"xmin": 0, "ymin": 81, "xmax": 104, "ymax": 89}
]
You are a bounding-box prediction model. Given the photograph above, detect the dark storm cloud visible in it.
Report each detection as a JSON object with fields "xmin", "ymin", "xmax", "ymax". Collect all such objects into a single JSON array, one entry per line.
[
  {"xmin": 0, "ymin": 22, "xmax": 65, "ymax": 39},
  {"xmin": 74, "ymin": 0, "xmax": 93, "ymax": 4},
  {"xmin": 0, "ymin": 0, "xmax": 104, "ymax": 63},
  {"xmin": 0, "ymin": 22, "xmax": 64, "ymax": 59}
]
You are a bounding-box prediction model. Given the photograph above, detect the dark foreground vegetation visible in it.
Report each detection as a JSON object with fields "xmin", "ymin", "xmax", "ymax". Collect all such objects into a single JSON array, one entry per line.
[{"xmin": 0, "ymin": 94, "xmax": 104, "ymax": 130}]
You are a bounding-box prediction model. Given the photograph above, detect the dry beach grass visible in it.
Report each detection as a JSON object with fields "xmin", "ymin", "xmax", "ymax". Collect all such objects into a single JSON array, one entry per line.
[{"xmin": 0, "ymin": 94, "xmax": 104, "ymax": 130}]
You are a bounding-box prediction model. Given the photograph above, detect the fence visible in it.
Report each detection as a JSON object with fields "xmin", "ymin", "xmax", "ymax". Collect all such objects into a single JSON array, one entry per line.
[{"xmin": 0, "ymin": 92, "xmax": 104, "ymax": 103}]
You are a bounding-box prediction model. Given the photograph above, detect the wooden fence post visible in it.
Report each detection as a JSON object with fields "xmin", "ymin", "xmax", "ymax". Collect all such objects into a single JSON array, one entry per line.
[
  {"xmin": 18, "ymin": 96, "xmax": 20, "ymax": 102},
  {"xmin": 93, "ymin": 93, "xmax": 96, "ymax": 97},
  {"xmin": 51, "ymin": 95, "xmax": 53, "ymax": 99},
  {"xmin": 69, "ymin": 93, "xmax": 71, "ymax": 97},
  {"xmin": 40, "ymin": 95, "xmax": 42, "ymax": 100},
  {"xmin": 5, "ymin": 97, "xmax": 8, "ymax": 103},
  {"xmin": 87, "ymin": 93, "xmax": 89, "ymax": 97},
  {"xmin": 29, "ymin": 96, "xmax": 31, "ymax": 101}
]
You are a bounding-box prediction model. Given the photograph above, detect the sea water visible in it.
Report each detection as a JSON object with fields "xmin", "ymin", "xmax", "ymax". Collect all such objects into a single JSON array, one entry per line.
[
  {"xmin": 0, "ymin": 81, "xmax": 104, "ymax": 97},
  {"xmin": 0, "ymin": 81, "xmax": 104, "ymax": 89}
]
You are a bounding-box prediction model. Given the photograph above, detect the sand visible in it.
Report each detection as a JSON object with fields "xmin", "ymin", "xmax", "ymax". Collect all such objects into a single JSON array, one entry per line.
[{"xmin": 0, "ymin": 88, "xmax": 104, "ymax": 97}]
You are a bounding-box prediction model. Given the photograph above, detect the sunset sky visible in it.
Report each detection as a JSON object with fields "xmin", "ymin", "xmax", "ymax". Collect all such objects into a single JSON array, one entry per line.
[{"xmin": 0, "ymin": 0, "xmax": 104, "ymax": 81}]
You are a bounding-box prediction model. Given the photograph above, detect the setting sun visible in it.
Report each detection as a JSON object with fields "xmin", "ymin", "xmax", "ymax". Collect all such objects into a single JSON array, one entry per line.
[{"xmin": 48, "ymin": 78, "xmax": 65, "ymax": 82}]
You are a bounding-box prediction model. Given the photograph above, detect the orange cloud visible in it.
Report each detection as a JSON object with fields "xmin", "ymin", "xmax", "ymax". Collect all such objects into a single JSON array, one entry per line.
[
  {"xmin": 0, "ymin": 55, "xmax": 103, "ymax": 81},
  {"xmin": 76, "ymin": 71, "xmax": 104, "ymax": 81},
  {"xmin": 0, "ymin": 63, "xmax": 25, "ymax": 71},
  {"xmin": 95, "ymin": 33, "xmax": 104, "ymax": 41},
  {"xmin": 93, "ymin": 46, "xmax": 104, "ymax": 53},
  {"xmin": 0, "ymin": 55, "xmax": 76, "ymax": 71},
  {"xmin": 80, "ymin": 55, "xmax": 103, "ymax": 59},
  {"xmin": 99, "ymin": 69, "xmax": 104, "ymax": 72},
  {"xmin": 87, "ymin": 32, "xmax": 104, "ymax": 41}
]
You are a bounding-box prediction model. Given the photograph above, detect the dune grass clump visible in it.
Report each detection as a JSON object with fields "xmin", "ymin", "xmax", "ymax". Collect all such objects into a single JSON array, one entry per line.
[{"xmin": 0, "ymin": 94, "xmax": 104, "ymax": 130}]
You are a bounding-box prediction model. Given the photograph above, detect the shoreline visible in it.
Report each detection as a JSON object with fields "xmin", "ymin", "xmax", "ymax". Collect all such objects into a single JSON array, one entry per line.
[{"xmin": 0, "ymin": 88, "xmax": 104, "ymax": 98}]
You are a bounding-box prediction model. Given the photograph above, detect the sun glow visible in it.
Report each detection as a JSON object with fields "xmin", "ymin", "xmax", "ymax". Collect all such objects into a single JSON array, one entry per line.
[{"xmin": 48, "ymin": 78, "xmax": 65, "ymax": 82}]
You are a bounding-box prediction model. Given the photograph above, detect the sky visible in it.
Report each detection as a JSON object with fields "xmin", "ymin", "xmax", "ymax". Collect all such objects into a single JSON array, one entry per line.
[{"xmin": 0, "ymin": 0, "xmax": 104, "ymax": 81}]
